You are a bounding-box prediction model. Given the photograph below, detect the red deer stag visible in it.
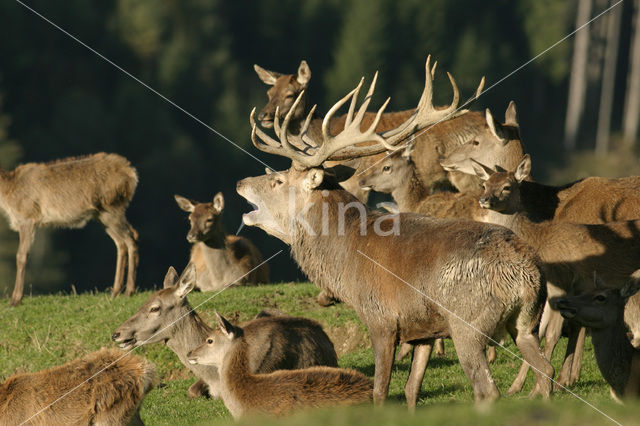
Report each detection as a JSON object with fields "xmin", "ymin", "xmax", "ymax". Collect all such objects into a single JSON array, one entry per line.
[
  {"xmin": 112, "ymin": 263, "xmax": 337, "ymax": 399},
  {"xmin": 0, "ymin": 153, "xmax": 138, "ymax": 306},
  {"xmin": 0, "ymin": 348, "xmax": 155, "ymax": 426},
  {"xmin": 174, "ymin": 193, "xmax": 269, "ymax": 290},
  {"xmin": 187, "ymin": 312, "xmax": 371, "ymax": 418},
  {"xmin": 239, "ymin": 74, "xmax": 553, "ymax": 406}
]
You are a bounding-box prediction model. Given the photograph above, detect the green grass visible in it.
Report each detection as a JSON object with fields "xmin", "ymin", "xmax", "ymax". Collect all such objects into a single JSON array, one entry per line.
[{"xmin": 0, "ymin": 283, "xmax": 633, "ymax": 425}]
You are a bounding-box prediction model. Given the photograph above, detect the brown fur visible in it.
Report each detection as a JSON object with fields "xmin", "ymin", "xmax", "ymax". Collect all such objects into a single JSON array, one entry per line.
[
  {"xmin": 112, "ymin": 265, "xmax": 337, "ymax": 399},
  {"xmin": 0, "ymin": 348, "xmax": 155, "ymax": 426},
  {"xmin": 187, "ymin": 314, "xmax": 371, "ymax": 418},
  {"xmin": 0, "ymin": 153, "xmax": 139, "ymax": 305},
  {"xmin": 175, "ymin": 194, "xmax": 268, "ymax": 290}
]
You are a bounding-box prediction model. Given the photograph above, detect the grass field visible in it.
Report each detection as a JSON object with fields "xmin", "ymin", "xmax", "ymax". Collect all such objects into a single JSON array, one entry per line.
[{"xmin": 1, "ymin": 283, "xmax": 637, "ymax": 425}]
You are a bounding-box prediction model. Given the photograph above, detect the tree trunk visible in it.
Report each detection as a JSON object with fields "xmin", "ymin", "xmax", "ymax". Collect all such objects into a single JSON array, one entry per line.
[
  {"xmin": 623, "ymin": 0, "xmax": 640, "ymax": 146},
  {"xmin": 565, "ymin": 0, "xmax": 593, "ymax": 150},
  {"xmin": 595, "ymin": 0, "xmax": 623, "ymax": 154}
]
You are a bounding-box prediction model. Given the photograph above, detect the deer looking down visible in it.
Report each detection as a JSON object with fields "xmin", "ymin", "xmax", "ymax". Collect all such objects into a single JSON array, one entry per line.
[
  {"xmin": 187, "ymin": 313, "xmax": 372, "ymax": 418},
  {"xmin": 0, "ymin": 152, "xmax": 139, "ymax": 306},
  {"xmin": 112, "ymin": 264, "xmax": 338, "ymax": 399},
  {"xmin": 174, "ymin": 193, "xmax": 269, "ymax": 291},
  {"xmin": 0, "ymin": 348, "xmax": 155, "ymax": 426},
  {"xmin": 550, "ymin": 278, "xmax": 640, "ymax": 401},
  {"xmin": 239, "ymin": 71, "xmax": 553, "ymax": 406},
  {"xmin": 254, "ymin": 58, "xmax": 487, "ymax": 199}
]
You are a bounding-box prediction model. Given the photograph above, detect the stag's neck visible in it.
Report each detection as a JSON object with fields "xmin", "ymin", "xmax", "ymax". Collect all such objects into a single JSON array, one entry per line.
[
  {"xmin": 392, "ymin": 167, "xmax": 429, "ymax": 212},
  {"xmin": 220, "ymin": 337, "xmax": 257, "ymax": 417},
  {"xmin": 591, "ymin": 314, "xmax": 635, "ymax": 397}
]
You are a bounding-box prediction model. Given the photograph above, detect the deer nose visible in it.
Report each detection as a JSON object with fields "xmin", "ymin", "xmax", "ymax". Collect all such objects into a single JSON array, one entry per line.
[
  {"xmin": 478, "ymin": 197, "xmax": 491, "ymax": 208},
  {"xmin": 257, "ymin": 110, "xmax": 270, "ymax": 121},
  {"xmin": 111, "ymin": 332, "xmax": 120, "ymax": 341}
]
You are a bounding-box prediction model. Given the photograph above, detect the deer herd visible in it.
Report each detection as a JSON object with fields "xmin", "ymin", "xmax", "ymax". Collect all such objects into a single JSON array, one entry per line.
[{"xmin": 2, "ymin": 54, "xmax": 640, "ymax": 424}]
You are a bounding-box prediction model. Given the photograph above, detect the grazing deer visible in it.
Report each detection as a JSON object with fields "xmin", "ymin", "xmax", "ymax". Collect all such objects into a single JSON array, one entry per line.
[
  {"xmin": 174, "ymin": 193, "xmax": 269, "ymax": 291},
  {"xmin": 474, "ymin": 155, "xmax": 640, "ymax": 391},
  {"xmin": 0, "ymin": 153, "xmax": 139, "ymax": 306},
  {"xmin": 187, "ymin": 313, "xmax": 372, "ymax": 418},
  {"xmin": 550, "ymin": 278, "xmax": 640, "ymax": 400},
  {"xmin": 112, "ymin": 264, "xmax": 337, "ymax": 399},
  {"xmin": 255, "ymin": 58, "xmax": 487, "ymax": 198},
  {"xmin": 240, "ymin": 74, "xmax": 554, "ymax": 406},
  {"xmin": 0, "ymin": 348, "xmax": 155, "ymax": 426}
]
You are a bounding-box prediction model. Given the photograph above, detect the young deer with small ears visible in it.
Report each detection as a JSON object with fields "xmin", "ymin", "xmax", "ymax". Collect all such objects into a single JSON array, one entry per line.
[
  {"xmin": 175, "ymin": 192, "xmax": 269, "ymax": 291},
  {"xmin": 187, "ymin": 312, "xmax": 372, "ymax": 418}
]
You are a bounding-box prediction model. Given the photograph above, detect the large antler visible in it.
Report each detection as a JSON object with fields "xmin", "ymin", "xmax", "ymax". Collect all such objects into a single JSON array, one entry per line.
[{"xmin": 250, "ymin": 55, "xmax": 485, "ymax": 168}]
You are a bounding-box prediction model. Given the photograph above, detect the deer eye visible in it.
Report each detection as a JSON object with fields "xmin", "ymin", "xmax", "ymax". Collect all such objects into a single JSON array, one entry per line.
[
  {"xmin": 383, "ymin": 165, "xmax": 391, "ymax": 172},
  {"xmin": 501, "ymin": 185, "xmax": 511, "ymax": 193},
  {"xmin": 149, "ymin": 306, "xmax": 160, "ymax": 313},
  {"xmin": 595, "ymin": 294, "xmax": 607, "ymax": 302},
  {"xmin": 472, "ymin": 140, "xmax": 480, "ymax": 146},
  {"xmin": 207, "ymin": 338, "xmax": 214, "ymax": 344}
]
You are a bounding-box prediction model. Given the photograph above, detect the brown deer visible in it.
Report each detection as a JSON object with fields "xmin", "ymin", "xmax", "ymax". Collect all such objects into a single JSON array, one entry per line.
[
  {"xmin": 187, "ymin": 312, "xmax": 372, "ymax": 418},
  {"xmin": 474, "ymin": 155, "xmax": 640, "ymax": 391},
  {"xmin": 112, "ymin": 263, "xmax": 337, "ymax": 399},
  {"xmin": 550, "ymin": 277, "xmax": 640, "ymax": 400},
  {"xmin": 239, "ymin": 75, "xmax": 554, "ymax": 406},
  {"xmin": 0, "ymin": 153, "xmax": 139, "ymax": 306},
  {"xmin": 0, "ymin": 348, "xmax": 155, "ymax": 426},
  {"xmin": 174, "ymin": 193, "xmax": 269, "ymax": 290},
  {"xmin": 255, "ymin": 58, "xmax": 487, "ymax": 198}
]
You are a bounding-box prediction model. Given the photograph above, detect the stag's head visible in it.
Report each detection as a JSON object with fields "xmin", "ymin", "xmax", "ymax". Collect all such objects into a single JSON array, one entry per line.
[
  {"xmin": 112, "ymin": 264, "xmax": 196, "ymax": 348},
  {"xmin": 254, "ymin": 60, "xmax": 311, "ymax": 128},
  {"xmin": 474, "ymin": 154, "xmax": 531, "ymax": 214},
  {"xmin": 175, "ymin": 193, "xmax": 225, "ymax": 243},
  {"xmin": 440, "ymin": 102, "xmax": 521, "ymax": 176},
  {"xmin": 550, "ymin": 277, "xmax": 640, "ymax": 330}
]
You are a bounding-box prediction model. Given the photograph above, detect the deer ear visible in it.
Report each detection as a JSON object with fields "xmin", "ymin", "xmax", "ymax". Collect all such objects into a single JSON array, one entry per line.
[
  {"xmin": 505, "ymin": 101, "xmax": 518, "ymax": 126},
  {"xmin": 175, "ymin": 195, "xmax": 195, "ymax": 212},
  {"xmin": 471, "ymin": 160, "xmax": 493, "ymax": 181},
  {"xmin": 163, "ymin": 266, "xmax": 179, "ymax": 289},
  {"xmin": 514, "ymin": 154, "xmax": 531, "ymax": 182},
  {"xmin": 303, "ymin": 168, "xmax": 325, "ymax": 191},
  {"xmin": 621, "ymin": 280, "xmax": 640, "ymax": 300},
  {"xmin": 215, "ymin": 312, "xmax": 237, "ymax": 340},
  {"xmin": 175, "ymin": 262, "xmax": 196, "ymax": 298},
  {"xmin": 485, "ymin": 109, "xmax": 507, "ymax": 145},
  {"xmin": 213, "ymin": 192, "xmax": 224, "ymax": 212},
  {"xmin": 254, "ymin": 64, "xmax": 281, "ymax": 85},
  {"xmin": 265, "ymin": 167, "xmax": 273, "ymax": 175},
  {"xmin": 297, "ymin": 60, "xmax": 311, "ymax": 86}
]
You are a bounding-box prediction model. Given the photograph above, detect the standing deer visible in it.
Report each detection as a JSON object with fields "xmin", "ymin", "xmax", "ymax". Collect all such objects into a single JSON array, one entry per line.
[
  {"xmin": 0, "ymin": 153, "xmax": 139, "ymax": 306},
  {"xmin": 550, "ymin": 278, "xmax": 640, "ymax": 400},
  {"xmin": 0, "ymin": 348, "xmax": 155, "ymax": 426},
  {"xmin": 187, "ymin": 313, "xmax": 372, "ymax": 418},
  {"xmin": 474, "ymin": 155, "xmax": 640, "ymax": 391},
  {"xmin": 174, "ymin": 193, "xmax": 269, "ymax": 291},
  {"xmin": 112, "ymin": 264, "xmax": 337, "ymax": 399},
  {"xmin": 254, "ymin": 58, "xmax": 487, "ymax": 198},
  {"xmin": 239, "ymin": 74, "xmax": 554, "ymax": 406}
]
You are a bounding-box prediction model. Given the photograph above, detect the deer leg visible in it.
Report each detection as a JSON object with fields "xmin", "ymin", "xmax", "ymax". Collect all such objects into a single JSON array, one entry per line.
[
  {"xmin": 538, "ymin": 300, "xmax": 552, "ymax": 339},
  {"xmin": 508, "ymin": 319, "xmax": 553, "ymax": 398},
  {"xmin": 187, "ymin": 379, "xmax": 210, "ymax": 399},
  {"xmin": 369, "ymin": 329, "xmax": 397, "ymax": 405},
  {"xmin": 404, "ymin": 340, "xmax": 433, "ymax": 411},
  {"xmin": 104, "ymin": 225, "xmax": 127, "ymax": 297},
  {"xmin": 450, "ymin": 329, "xmax": 499, "ymax": 403},
  {"xmin": 487, "ymin": 346, "xmax": 497, "ymax": 364},
  {"xmin": 568, "ymin": 325, "xmax": 586, "ymax": 386},
  {"xmin": 10, "ymin": 225, "xmax": 35, "ymax": 306},
  {"xmin": 123, "ymin": 221, "xmax": 138, "ymax": 296},
  {"xmin": 395, "ymin": 342, "xmax": 413, "ymax": 361},
  {"xmin": 434, "ymin": 338, "xmax": 445, "ymax": 357},
  {"xmin": 555, "ymin": 321, "xmax": 581, "ymax": 389}
]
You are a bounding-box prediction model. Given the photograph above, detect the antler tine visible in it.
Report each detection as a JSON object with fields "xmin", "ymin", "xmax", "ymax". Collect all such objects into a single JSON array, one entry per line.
[
  {"xmin": 441, "ymin": 71, "xmax": 460, "ymax": 114},
  {"xmin": 278, "ymin": 90, "xmax": 306, "ymax": 151},
  {"xmin": 431, "ymin": 59, "xmax": 437, "ymax": 79},
  {"xmin": 322, "ymin": 77, "xmax": 364, "ymax": 142},
  {"xmin": 250, "ymin": 108, "xmax": 281, "ymax": 148},
  {"xmin": 273, "ymin": 106, "xmax": 282, "ymax": 136},
  {"xmin": 475, "ymin": 76, "xmax": 485, "ymax": 99},
  {"xmin": 344, "ymin": 78, "xmax": 363, "ymax": 128},
  {"xmin": 352, "ymin": 71, "xmax": 379, "ymax": 127}
]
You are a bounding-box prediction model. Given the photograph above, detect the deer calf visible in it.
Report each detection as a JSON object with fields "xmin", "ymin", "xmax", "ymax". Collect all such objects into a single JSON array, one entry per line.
[
  {"xmin": 1, "ymin": 153, "xmax": 139, "ymax": 306},
  {"xmin": 550, "ymin": 278, "xmax": 640, "ymax": 400},
  {"xmin": 112, "ymin": 263, "xmax": 337, "ymax": 399},
  {"xmin": 175, "ymin": 193, "xmax": 268, "ymax": 291},
  {"xmin": 0, "ymin": 348, "xmax": 155, "ymax": 426},
  {"xmin": 187, "ymin": 313, "xmax": 372, "ymax": 418}
]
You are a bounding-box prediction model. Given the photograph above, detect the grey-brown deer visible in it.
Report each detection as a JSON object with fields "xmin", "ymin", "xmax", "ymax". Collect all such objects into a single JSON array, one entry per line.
[
  {"xmin": 239, "ymin": 74, "xmax": 553, "ymax": 406},
  {"xmin": 174, "ymin": 193, "xmax": 269, "ymax": 290},
  {"xmin": 1, "ymin": 152, "xmax": 139, "ymax": 306},
  {"xmin": 550, "ymin": 277, "xmax": 640, "ymax": 400},
  {"xmin": 0, "ymin": 348, "xmax": 155, "ymax": 426},
  {"xmin": 187, "ymin": 312, "xmax": 372, "ymax": 418},
  {"xmin": 112, "ymin": 263, "xmax": 337, "ymax": 399},
  {"xmin": 255, "ymin": 58, "xmax": 487, "ymax": 198}
]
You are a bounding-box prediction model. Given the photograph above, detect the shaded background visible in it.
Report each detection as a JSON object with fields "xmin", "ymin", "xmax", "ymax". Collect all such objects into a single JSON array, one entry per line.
[{"xmin": 0, "ymin": 0, "xmax": 638, "ymax": 295}]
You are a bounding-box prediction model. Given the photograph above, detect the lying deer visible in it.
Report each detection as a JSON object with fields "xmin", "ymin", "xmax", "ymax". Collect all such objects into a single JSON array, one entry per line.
[
  {"xmin": 174, "ymin": 193, "xmax": 269, "ymax": 291},
  {"xmin": 550, "ymin": 277, "xmax": 640, "ymax": 400},
  {"xmin": 0, "ymin": 348, "xmax": 155, "ymax": 425},
  {"xmin": 255, "ymin": 57, "xmax": 487, "ymax": 198},
  {"xmin": 474, "ymin": 155, "xmax": 640, "ymax": 391},
  {"xmin": 0, "ymin": 152, "xmax": 139, "ymax": 306},
  {"xmin": 187, "ymin": 313, "xmax": 372, "ymax": 418},
  {"xmin": 240, "ymin": 73, "xmax": 553, "ymax": 406},
  {"xmin": 112, "ymin": 263, "xmax": 337, "ymax": 399}
]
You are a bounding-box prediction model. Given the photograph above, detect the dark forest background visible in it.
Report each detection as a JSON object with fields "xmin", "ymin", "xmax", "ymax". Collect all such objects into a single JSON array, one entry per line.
[{"xmin": 0, "ymin": 0, "xmax": 638, "ymax": 295}]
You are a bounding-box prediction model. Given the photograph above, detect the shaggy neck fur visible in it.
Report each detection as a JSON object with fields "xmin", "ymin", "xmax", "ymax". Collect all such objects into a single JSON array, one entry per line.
[{"xmin": 392, "ymin": 163, "xmax": 429, "ymax": 211}]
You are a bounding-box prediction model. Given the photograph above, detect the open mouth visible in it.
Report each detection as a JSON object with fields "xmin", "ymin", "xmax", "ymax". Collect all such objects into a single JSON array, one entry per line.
[
  {"xmin": 188, "ymin": 358, "xmax": 198, "ymax": 365},
  {"xmin": 118, "ymin": 338, "xmax": 136, "ymax": 349},
  {"xmin": 558, "ymin": 308, "xmax": 577, "ymax": 319},
  {"xmin": 242, "ymin": 202, "xmax": 261, "ymax": 225},
  {"xmin": 261, "ymin": 119, "xmax": 274, "ymax": 128}
]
